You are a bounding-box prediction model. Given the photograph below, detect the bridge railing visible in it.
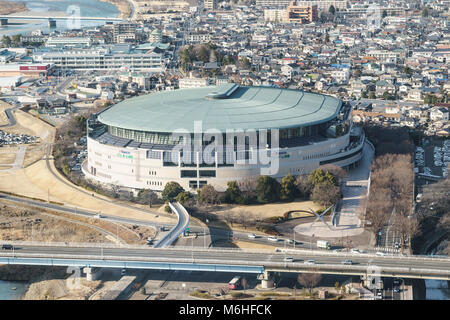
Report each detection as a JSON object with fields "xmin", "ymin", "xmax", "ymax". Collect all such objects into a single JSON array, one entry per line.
[
  {"xmin": 3, "ymin": 240, "xmax": 450, "ymax": 262},
  {"xmin": 1, "ymin": 252, "xmax": 450, "ymax": 279}
]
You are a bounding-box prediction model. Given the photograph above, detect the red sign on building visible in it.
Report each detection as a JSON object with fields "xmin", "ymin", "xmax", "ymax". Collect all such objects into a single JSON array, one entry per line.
[{"xmin": 19, "ymin": 65, "xmax": 47, "ymax": 71}]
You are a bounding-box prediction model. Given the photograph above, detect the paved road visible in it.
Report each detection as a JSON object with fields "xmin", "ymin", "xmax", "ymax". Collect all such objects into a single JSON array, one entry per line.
[
  {"xmin": 0, "ymin": 192, "xmax": 313, "ymax": 250},
  {"xmin": 0, "ymin": 104, "xmax": 20, "ymax": 127},
  {"xmin": 154, "ymin": 202, "xmax": 190, "ymax": 248},
  {"xmin": 1, "ymin": 244, "xmax": 450, "ymax": 279}
]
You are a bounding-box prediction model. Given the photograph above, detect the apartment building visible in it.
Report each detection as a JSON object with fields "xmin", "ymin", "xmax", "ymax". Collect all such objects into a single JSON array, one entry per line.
[
  {"xmin": 32, "ymin": 48, "xmax": 164, "ymax": 72},
  {"xmin": 286, "ymin": 2, "xmax": 318, "ymax": 23}
]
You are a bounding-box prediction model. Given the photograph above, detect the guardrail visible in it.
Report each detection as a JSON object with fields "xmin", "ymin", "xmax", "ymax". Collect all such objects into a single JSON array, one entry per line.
[
  {"xmin": 1, "ymin": 252, "xmax": 449, "ymax": 279},
  {"xmin": 3, "ymin": 240, "xmax": 450, "ymax": 263},
  {"xmin": 154, "ymin": 201, "xmax": 189, "ymax": 248}
]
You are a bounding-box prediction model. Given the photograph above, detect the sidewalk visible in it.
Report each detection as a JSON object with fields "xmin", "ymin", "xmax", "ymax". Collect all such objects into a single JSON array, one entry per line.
[{"xmin": 294, "ymin": 141, "xmax": 374, "ymax": 238}]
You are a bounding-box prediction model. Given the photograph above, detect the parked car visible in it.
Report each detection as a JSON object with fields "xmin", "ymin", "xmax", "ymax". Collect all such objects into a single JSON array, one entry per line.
[
  {"xmin": 376, "ymin": 252, "xmax": 386, "ymax": 256},
  {"xmin": 121, "ymin": 269, "xmax": 126, "ymax": 276},
  {"xmin": 1, "ymin": 244, "xmax": 13, "ymax": 250}
]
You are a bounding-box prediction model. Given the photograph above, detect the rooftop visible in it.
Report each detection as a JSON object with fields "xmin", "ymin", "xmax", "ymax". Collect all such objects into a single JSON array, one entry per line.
[{"xmin": 97, "ymin": 85, "xmax": 342, "ymax": 133}]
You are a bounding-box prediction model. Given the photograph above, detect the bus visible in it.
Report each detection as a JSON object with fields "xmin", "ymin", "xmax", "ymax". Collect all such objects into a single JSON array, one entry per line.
[{"xmin": 228, "ymin": 276, "xmax": 241, "ymax": 290}]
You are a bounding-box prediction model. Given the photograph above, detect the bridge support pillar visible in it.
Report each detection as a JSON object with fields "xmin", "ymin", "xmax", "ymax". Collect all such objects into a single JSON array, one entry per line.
[
  {"xmin": 260, "ymin": 271, "xmax": 274, "ymax": 289},
  {"xmin": 83, "ymin": 267, "xmax": 102, "ymax": 281},
  {"xmin": 0, "ymin": 19, "xmax": 8, "ymax": 26},
  {"xmin": 361, "ymin": 274, "xmax": 383, "ymax": 290}
]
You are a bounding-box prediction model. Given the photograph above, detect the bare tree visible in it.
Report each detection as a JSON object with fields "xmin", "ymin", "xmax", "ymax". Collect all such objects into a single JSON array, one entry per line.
[
  {"xmin": 393, "ymin": 215, "xmax": 420, "ymax": 253},
  {"xmin": 198, "ymin": 185, "xmax": 219, "ymax": 206},
  {"xmin": 297, "ymin": 271, "xmax": 322, "ymax": 295},
  {"xmin": 295, "ymin": 174, "xmax": 313, "ymax": 198},
  {"xmin": 365, "ymin": 186, "xmax": 392, "ymax": 236},
  {"xmin": 238, "ymin": 177, "xmax": 258, "ymax": 198}
]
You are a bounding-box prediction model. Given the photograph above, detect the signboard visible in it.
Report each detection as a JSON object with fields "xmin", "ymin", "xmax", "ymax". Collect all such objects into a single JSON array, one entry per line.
[
  {"xmin": 117, "ymin": 150, "xmax": 133, "ymax": 159},
  {"xmin": 19, "ymin": 65, "xmax": 47, "ymax": 71}
]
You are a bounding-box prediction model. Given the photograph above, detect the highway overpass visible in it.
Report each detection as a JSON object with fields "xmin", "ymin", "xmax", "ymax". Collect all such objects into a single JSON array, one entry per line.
[
  {"xmin": 153, "ymin": 202, "xmax": 189, "ymax": 248},
  {"xmin": 1, "ymin": 243, "xmax": 450, "ymax": 281}
]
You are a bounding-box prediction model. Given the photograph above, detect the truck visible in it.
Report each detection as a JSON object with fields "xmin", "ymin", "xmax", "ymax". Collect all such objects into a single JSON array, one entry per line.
[
  {"xmin": 228, "ymin": 276, "xmax": 242, "ymax": 290},
  {"xmin": 317, "ymin": 240, "xmax": 331, "ymax": 250}
]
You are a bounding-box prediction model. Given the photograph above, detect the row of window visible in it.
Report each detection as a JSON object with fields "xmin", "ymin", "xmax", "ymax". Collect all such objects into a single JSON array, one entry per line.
[
  {"xmin": 146, "ymin": 181, "xmax": 162, "ymax": 186},
  {"xmin": 302, "ymin": 152, "xmax": 331, "ymax": 160},
  {"xmin": 181, "ymin": 170, "xmax": 217, "ymax": 178}
]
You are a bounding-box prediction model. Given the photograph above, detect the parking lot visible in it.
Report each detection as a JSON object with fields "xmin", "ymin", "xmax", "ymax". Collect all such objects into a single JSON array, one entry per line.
[
  {"xmin": 415, "ymin": 139, "xmax": 449, "ymax": 180},
  {"xmin": 0, "ymin": 130, "xmax": 37, "ymax": 146},
  {"xmin": 68, "ymin": 137, "xmax": 87, "ymax": 172}
]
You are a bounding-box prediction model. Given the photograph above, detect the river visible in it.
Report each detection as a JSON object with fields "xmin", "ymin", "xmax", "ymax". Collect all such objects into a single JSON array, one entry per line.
[
  {"xmin": 0, "ymin": 0, "xmax": 119, "ymax": 37},
  {"xmin": 0, "ymin": 280, "xmax": 28, "ymax": 300}
]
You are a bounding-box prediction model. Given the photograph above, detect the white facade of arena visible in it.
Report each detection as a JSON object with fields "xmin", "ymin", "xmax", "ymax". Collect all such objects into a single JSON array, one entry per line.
[
  {"xmin": 83, "ymin": 128, "xmax": 364, "ymax": 192},
  {"xmin": 82, "ymin": 85, "xmax": 365, "ymax": 192}
]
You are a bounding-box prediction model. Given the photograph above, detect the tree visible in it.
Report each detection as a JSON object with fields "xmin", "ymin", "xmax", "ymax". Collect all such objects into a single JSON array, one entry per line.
[
  {"xmin": 225, "ymin": 181, "xmax": 241, "ymax": 203},
  {"xmin": 11, "ymin": 34, "xmax": 21, "ymax": 47},
  {"xmin": 297, "ymin": 272, "xmax": 322, "ymax": 295},
  {"xmin": 318, "ymin": 164, "xmax": 347, "ymax": 182},
  {"xmin": 198, "ymin": 45, "xmax": 210, "ymax": 62},
  {"xmin": 382, "ymin": 10, "xmax": 387, "ymax": 19},
  {"xmin": 198, "ymin": 184, "xmax": 219, "ymax": 205},
  {"xmin": 280, "ymin": 174, "xmax": 297, "ymax": 201},
  {"xmin": 296, "ymin": 174, "xmax": 313, "ymax": 199},
  {"xmin": 308, "ymin": 169, "xmax": 338, "ymax": 187},
  {"xmin": 162, "ymin": 181, "xmax": 184, "ymax": 202},
  {"xmin": 2, "ymin": 35, "xmax": 11, "ymax": 47},
  {"xmin": 176, "ymin": 191, "xmax": 194, "ymax": 207},
  {"xmin": 237, "ymin": 177, "xmax": 258, "ymax": 203},
  {"xmin": 328, "ymin": 5, "xmax": 336, "ymax": 15},
  {"xmin": 365, "ymin": 187, "xmax": 392, "ymax": 237},
  {"xmin": 256, "ymin": 176, "xmax": 280, "ymax": 204},
  {"xmin": 393, "ymin": 214, "xmax": 419, "ymax": 253},
  {"xmin": 382, "ymin": 91, "xmax": 392, "ymax": 100},
  {"xmin": 368, "ymin": 91, "xmax": 376, "ymax": 99},
  {"xmin": 137, "ymin": 189, "xmax": 158, "ymax": 207},
  {"xmin": 311, "ymin": 182, "xmax": 341, "ymax": 207}
]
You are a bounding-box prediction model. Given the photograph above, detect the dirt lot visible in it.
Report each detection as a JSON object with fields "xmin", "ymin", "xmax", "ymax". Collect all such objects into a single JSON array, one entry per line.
[
  {"xmin": 0, "ymin": 201, "xmax": 156, "ymax": 244},
  {"xmin": 0, "ymin": 148, "xmax": 17, "ymax": 165},
  {"xmin": 212, "ymin": 200, "xmax": 322, "ymax": 220},
  {"xmin": 0, "ymin": 108, "xmax": 172, "ymax": 224}
]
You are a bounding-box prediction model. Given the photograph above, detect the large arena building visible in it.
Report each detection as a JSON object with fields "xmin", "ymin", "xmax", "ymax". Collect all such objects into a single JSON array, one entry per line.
[{"xmin": 83, "ymin": 84, "xmax": 365, "ymax": 192}]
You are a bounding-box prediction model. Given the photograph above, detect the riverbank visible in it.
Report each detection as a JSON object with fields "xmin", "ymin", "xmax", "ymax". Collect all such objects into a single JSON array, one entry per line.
[
  {"xmin": 0, "ymin": 1, "xmax": 28, "ymax": 15},
  {"xmin": 98, "ymin": 0, "xmax": 131, "ymax": 19}
]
